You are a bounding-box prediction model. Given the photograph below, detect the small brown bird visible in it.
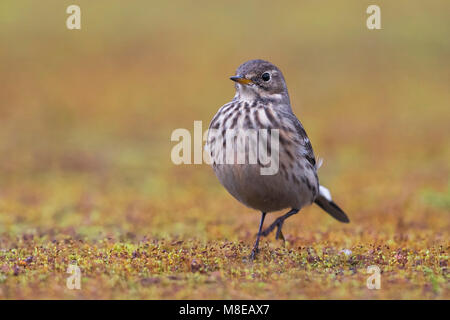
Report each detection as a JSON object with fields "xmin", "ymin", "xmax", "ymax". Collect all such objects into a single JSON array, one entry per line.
[{"xmin": 206, "ymin": 59, "xmax": 349, "ymax": 259}]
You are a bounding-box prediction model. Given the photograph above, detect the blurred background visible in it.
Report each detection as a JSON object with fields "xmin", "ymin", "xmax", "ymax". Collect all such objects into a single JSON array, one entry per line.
[{"xmin": 0, "ymin": 1, "xmax": 448, "ymax": 299}]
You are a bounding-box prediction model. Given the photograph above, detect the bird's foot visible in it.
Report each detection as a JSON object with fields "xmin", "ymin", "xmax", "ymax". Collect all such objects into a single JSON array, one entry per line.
[
  {"xmin": 261, "ymin": 217, "xmax": 284, "ymax": 239},
  {"xmin": 249, "ymin": 247, "xmax": 259, "ymax": 261},
  {"xmin": 260, "ymin": 208, "xmax": 298, "ymax": 241}
]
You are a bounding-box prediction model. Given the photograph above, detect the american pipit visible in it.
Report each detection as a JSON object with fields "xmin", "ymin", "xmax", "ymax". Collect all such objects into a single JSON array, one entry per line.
[{"xmin": 206, "ymin": 59, "xmax": 349, "ymax": 259}]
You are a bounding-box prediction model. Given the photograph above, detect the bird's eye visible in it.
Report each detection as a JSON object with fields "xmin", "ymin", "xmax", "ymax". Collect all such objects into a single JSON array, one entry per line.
[{"xmin": 261, "ymin": 72, "xmax": 271, "ymax": 81}]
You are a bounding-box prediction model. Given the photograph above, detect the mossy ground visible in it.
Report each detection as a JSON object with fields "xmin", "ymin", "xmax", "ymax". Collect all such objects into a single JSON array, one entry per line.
[{"xmin": 0, "ymin": 1, "xmax": 449, "ymax": 299}]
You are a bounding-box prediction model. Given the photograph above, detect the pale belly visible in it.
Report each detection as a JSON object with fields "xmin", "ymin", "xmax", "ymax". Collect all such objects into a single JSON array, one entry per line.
[{"xmin": 213, "ymin": 159, "xmax": 315, "ymax": 213}]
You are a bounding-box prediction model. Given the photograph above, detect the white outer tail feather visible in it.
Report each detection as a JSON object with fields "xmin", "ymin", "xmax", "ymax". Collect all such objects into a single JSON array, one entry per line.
[{"xmin": 319, "ymin": 185, "xmax": 332, "ymax": 201}]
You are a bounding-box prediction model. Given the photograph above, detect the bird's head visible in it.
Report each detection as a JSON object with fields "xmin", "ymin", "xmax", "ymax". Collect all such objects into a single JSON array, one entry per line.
[{"xmin": 230, "ymin": 59, "xmax": 289, "ymax": 103}]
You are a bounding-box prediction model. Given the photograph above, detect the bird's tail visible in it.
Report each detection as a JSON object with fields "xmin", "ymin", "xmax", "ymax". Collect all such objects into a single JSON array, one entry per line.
[{"xmin": 314, "ymin": 185, "xmax": 350, "ymax": 223}]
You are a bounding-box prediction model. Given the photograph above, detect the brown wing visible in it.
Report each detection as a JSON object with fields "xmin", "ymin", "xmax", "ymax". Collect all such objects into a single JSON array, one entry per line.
[{"xmin": 290, "ymin": 115, "xmax": 316, "ymax": 168}]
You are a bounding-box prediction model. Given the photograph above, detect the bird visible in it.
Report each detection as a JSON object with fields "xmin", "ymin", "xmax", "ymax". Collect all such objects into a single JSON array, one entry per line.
[{"xmin": 206, "ymin": 59, "xmax": 349, "ymax": 260}]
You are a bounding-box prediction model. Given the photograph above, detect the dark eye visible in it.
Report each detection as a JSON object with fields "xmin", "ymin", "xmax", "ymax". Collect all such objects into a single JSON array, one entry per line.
[{"xmin": 261, "ymin": 72, "xmax": 271, "ymax": 81}]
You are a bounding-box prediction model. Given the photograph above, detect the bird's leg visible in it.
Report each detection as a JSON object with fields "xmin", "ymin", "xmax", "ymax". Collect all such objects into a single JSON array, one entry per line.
[
  {"xmin": 275, "ymin": 225, "xmax": 285, "ymax": 242},
  {"xmin": 249, "ymin": 212, "xmax": 267, "ymax": 260},
  {"xmin": 261, "ymin": 208, "xmax": 299, "ymax": 240}
]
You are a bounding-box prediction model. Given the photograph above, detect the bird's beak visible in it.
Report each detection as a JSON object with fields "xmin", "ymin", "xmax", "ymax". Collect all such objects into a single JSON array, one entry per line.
[{"xmin": 230, "ymin": 75, "xmax": 253, "ymax": 85}]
